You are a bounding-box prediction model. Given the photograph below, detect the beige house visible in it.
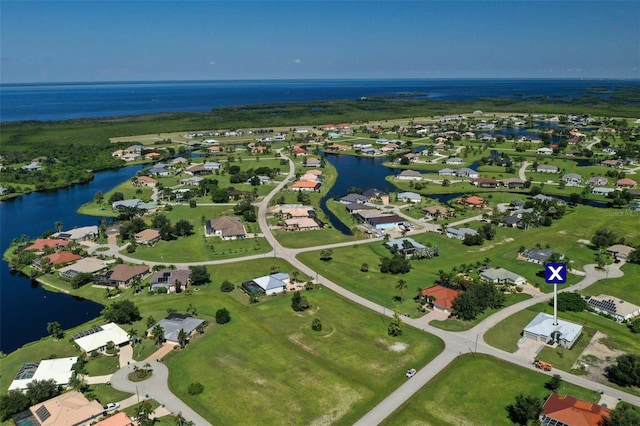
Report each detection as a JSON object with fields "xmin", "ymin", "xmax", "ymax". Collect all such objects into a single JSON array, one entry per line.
[{"xmin": 28, "ymin": 391, "xmax": 104, "ymax": 426}]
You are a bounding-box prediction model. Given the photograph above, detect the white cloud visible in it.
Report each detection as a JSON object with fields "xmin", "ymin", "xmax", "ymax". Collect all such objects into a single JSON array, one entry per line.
[
  {"xmin": 293, "ymin": 59, "xmax": 302, "ymax": 64},
  {"xmin": 209, "ymin": 60, "xmax": 216, "ymax": 65}
]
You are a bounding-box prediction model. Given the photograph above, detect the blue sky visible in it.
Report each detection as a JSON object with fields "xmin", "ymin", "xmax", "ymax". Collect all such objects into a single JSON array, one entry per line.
[{"xmin": 1, "ymin": 1, "xmax": 638, "ymax": 83}]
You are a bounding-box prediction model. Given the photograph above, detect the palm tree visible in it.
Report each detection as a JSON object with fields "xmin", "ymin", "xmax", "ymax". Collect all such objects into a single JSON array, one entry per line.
[
  {"xmin": 396, "ymin": 279, "xmax": 408, "ymax": 303},
  {"xmin": 177, "ymin": 329, "xmax": 188, "ymax": 348},
  {"xmin": 128, "ymin": 328, "xmax": 139, "ymax": 347},
  {"xmin": 291, "ymin": 270, "xmax": 300, "ymax": 283},
  {"xmin": 55, "ymin": 221, "xmax": 63, "ymax": 233},
  {"xmin": 152, "ymin": 324, "xmax": 165, "ymax": 346}
]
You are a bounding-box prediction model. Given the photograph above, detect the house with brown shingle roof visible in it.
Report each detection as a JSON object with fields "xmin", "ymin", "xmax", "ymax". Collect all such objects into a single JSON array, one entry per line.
[
  {"xmin": 95, "ymin": 264, "xmax": 151, "ymax": 288},
  {"xmin": 28, "ymin": 391, "xmax": 104, "ymax": 426},
  {"xmin": 541, "ymin": 394, "xmax": 610, "ymax": 426},
  {"xmin": 135, "ymin": 229, "xmax": 161, "ymax": 245},
  {"xmin": 617, "ymin": 178, "xmax": 637, "ymax": 189},
  {"xmin": 134, "ymin": 176, "xmax": 157, "ymax": 187},
  {"xmin": 205, "ymin": 216, "xmax": 247, "ymax": 240}
]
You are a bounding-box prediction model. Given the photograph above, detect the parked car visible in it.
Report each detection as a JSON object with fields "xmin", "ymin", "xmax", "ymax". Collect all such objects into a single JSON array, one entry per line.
[
  {"xmin": 406, "ymin": 368, "xmax": 417, "ymax": 378},
  {"xmin": 104, "ymin": 402, "xmax": 120, "ymax": 412}
]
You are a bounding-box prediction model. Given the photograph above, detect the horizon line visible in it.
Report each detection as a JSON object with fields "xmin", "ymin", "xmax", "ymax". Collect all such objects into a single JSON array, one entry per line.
[{"xmin": 3, "ymin": 77, "xmax": 640, "ymax": 87}]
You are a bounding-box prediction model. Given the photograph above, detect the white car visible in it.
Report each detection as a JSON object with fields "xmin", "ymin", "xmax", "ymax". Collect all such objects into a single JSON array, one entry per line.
[
  {"xmin": 104, "ymin": 402, "xmax": 120, "ymax": 412},
  {"xmin": 406, "ymin": 368, "xmax": 417, "ymax": 378}
]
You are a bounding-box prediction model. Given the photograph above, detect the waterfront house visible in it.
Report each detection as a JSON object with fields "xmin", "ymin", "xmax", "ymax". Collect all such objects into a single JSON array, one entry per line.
[
  {"xmin": 537, "ymin": 147, "xmax": 553, "ymax": 155},
  {"xmin": 291, "ymin": 181, "xmax": 320, "ymax": 191},
  {"xmin": 472, "ymin": 178, "xmax": 499, "ymax": 188},
  {"xmin": 561, "ymin": 173, "xmax": 583, "ymax": 185},
  {"xmin": 95, "ymin": 264, "xmax": 151, "ymax": 287},
  {"xmin": 397, "ymin": 170, "xmax": 423, "ymax": 180},
  {"xmin": 617, "ymin": 178, "xmax": 637, "ymax": 189},
  {"xmin": 455, "ymin": 168, "xmax": 479, "ymax": 178},
  {"xmin": 149, "ymin": 269, "xmax": 191, "ymax": 292},
  {"xmin": 73, "ymin": 323, "xmax": 130, "ymax": 353},
  {"xmin": 586, "ymin": 176, "xmax": 608, "ymax": 187},
  {"xmin": 134, "ymin": 176, "xmax": 157, "ymax": 187},
  {"xmin": 397, "ymin": 192, "xmax": 422, "ymax": 203},
  {"xmin": 27, "ymin": 391, "xmax": 104, "ymax": 426}
]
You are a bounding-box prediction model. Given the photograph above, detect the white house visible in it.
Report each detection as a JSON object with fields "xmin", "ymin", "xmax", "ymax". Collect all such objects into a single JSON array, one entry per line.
[
  {"xmin": 480, "ymin": 267, "xmax": 526, "ymax": 286},
  {"xmin": 9, "ymin": 357, "xmax": 78, "ymax": 391},
  {"xmin": 537, "ymin": 147, "xmax": 553, "ymax": 155},
  {"xmin": 397, "ymin": 192, "xmax": 422, "ymax": 203},
  {"xmin": 522, "ymin": 312, "xmax": 582, "ymax": 349},
  {"xmin": 446, "ymin": 227, "xmax": 478, "ymax": 240},
  {"xmin": 397, "ymin": 170, "xmax": 423, "ymax": 180},
  {"xmin": 73, "ymin": 323, "xmax": 130, "ymax": 353},
  {"xmin": 242, "ymin": 273, "xmax": 290, "ymax": 295},
  {"xmin": 587, "ymin": 294, "xmax": 640, "ymax": 322},
  {"xmin": 446, "ymin": 157, "xmax": 464, "ymax": 165}
]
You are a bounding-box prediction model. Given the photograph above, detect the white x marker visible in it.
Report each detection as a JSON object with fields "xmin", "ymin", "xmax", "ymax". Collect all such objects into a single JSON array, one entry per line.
[{"xmin": 548, "ymin": 265, "xmax": 564, "ymax": 281}]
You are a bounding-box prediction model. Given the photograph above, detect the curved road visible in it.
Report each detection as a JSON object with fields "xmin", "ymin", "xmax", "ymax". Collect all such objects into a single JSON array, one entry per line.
[{"xmin": 90, "ymin": 149, "xmax": 638, "ymax": 425}]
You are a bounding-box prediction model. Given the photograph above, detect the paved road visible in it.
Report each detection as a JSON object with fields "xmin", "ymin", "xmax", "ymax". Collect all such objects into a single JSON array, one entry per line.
[
  {"xmin": 88, "ymin": 149, "xmax": 639, "ymax": 424},
  {"xmin": 110, "ymin": 361, "xmax": 213, "ymax": 426}
]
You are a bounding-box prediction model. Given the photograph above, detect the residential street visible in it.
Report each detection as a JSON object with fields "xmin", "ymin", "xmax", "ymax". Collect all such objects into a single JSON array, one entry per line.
[{"xmin": 88, "ymin": 150, "xmax": 639, "ymax": 425}]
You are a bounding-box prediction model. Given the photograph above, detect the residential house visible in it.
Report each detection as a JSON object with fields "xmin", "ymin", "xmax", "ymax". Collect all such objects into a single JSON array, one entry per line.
[
  {"xmin": 180, "ymin": 176, "xmax": 204, "ymax": 186},
  {"xmin": 355, "ymin": 210, "xmax": 405, "ymax": 229},
  {"xmin": 345, "ymin": 203, "xmax": 377, "ymax": 214},
  {"xmin": 144, "ymin": 152, "xmax": 161, "ymax": 160},
  {"xmin": 305, "ymin": 157, "xmax": 321, "ymax": 167},
  {"xmin": 95, "ymin": 264, "xmax": 151, "ymax": 287},
  {"xmin": 134, "ymin": 229, "xmax": 161, "ymax": 245},
  {"xmin": 285, "ymin": 217, "xmax": 320, "ymax": 231},
  {"xmin": 537, "ymin": 147, "xmax": 553, "ymax": 155},
  {"xmin": 522, "ymin": 312, "xmax": 582, "ymax": 349},
  {"xmin": 246, "ymin": 175, "xmax": 271, "ymax": 185},
  {"xmin": 586, "ymin": 176, "xmax": 608, "ymax": 187},
  {"xmin": 24, "ymin": 238, "xmax": 69, "ymax": 252},
  {"xmin": 536, "ymin": 164, "xmax": 559, "ymax": 173},
  {"xmin": 421, "ymin": 285, "xmax": 462, "ymax": 314},
  {"xmin": 384, "ymin": 238, "xmax": 427, "ymax": 259},
  {"xmin": 480, "ymin": 267, "xmax": 526, "ymax": 286},
  {"xmin": 149, "ymin": 269, "xmax": 191, "ymax": 292},
  {"xmin": 53, "ymin": 225, "xmax": 99, "ymax": 242},
  {"xmin": 185, "ymin": 165, "xmax": 212, "ymax": 176},
  {"xmin": 9, "ymin": 357, "xmax": 78, "ymax": 391},
  {"xmin": 501, "ymin": 215, "xmax": 521, "ymax": 228},
  {"xmin": 561, "ymin": 173, "xmax": 583, "ymax": 186},
  {"xmin": 134, "ymin": 176, "xmax": 157, "ymax": 187},
  {"xmin": 397, "ymin": 192, "xmax": 422, "ymax": 203},
  {"xmin": 203, "ymin": 161, "xmax": 221, "ymax": 170},
  {"xmin": 58, "ymin": 257, "xmax": 109, "ymax": 280},
  {"xmin": 455, "ymin": 168, "xmax": 479, "ymax": 178},
  {"xmin": 462, "ymin": 195, "xmax": 485, "ymax": 208},
  {"xmin": 22, "ymin": 163, "xmax": 43, "ymax": 171},
  {"xmin": 397, "ymin": 170, "xmax": 423, "ymax": 180},
  {"xmin": 600, "ymin": 159, "xmax": 622, "ymax": 168},
  {"xmin": 206, "ymin": 216, "xmax": 247, "ymax": 240},
  {"xmin": 606, "ymin": 244, "xmax": 635, "ymax": 262},
  {"xmin": 501, "ymin": 178, "xmax": 525, "ymax": 188},
  {"xmin": 423, "ymin": 205, "xmax": 451, "ymax": 220},
  {"xmin": 147, "ymin": 313, "xmax": 205, "ymax": 343},
  {"xmin": 472, "ymin": 178, "xmax": 499, "ymax": 188},
  {"xmin": 592, "ymin": 187, "xmax": 614, "ymax": 196},
  {"xmin": 541, "ymin": 394, "xmax": 610, "ymax": 426},
  {"xmin": 242, "ymin": 273, "xmax": 290, "ymax": 295},
  {"xmin": 291, "ymin": 181, "xmax": 320, "ymax": 191},
  {"xmin": 339, "ymin": 193, "xmax": 370, "ymax": 205},
  {"xmin": 438, "ymin": 168, "xmax": 456, "ymax": 176},
  {"xmin": 33, "ymin": 252, "xmax": 82, "ymax": 271},
  {"xmin": 446, "ymin": 227, "xmax": 478, "ymax": 240},
  {"xmin": 171, "ymin": 156, "xmax": 189, "ymax": 165},
  {"xmin": 148, "ymin": 164, "xmax": 170, "ymax": 176},
  {"xmin": 73, "ymin": 322, "xmax": 130, "ymax": 353},
  {"xmin": 94, "ymin": 412, "xmax": 135, "ymax": 426},
  {"xmin": 522, "ymin": 247, "xmax": 561, "ymax": 264},
  {"xmin": 445, "ymin": 157, "xmax": 464, "ymax": 165},
  {"xmin": 617, "ymin": 178, "xmax": 637, "ymax": 189},
  {"xmin": 26, "ymin": 391, "xmax": 104, "ymax": 426},
  {"xmin": 586, "ymin": 294, "xmax": 640, "ymax": 322}
]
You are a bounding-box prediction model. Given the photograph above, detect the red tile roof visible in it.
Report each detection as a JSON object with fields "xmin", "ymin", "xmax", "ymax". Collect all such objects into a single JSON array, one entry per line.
[
  {"xmin": 542, "ymin": 394, "xmax": 610, "ymax": 426},
  {"xmin": 45, "ymin": 252, "xmax": 82, "ymax": 265},
  {"xmin": 465, "ymin": 195, "xmax": 485, "ymax": 205},
  {"xmin": 421, "ymin": 285, "xmax": 462, "ymax": 310},
  {"xmin": 25, "ymin": 239, "xmax": 69, "ymax": 251}
]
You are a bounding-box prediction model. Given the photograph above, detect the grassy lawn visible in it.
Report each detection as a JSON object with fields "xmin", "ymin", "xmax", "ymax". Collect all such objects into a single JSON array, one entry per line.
[
  {"xmin": 585, "ymin": 263, "xmax": 640, "ymax": 305},
  {"xmin": 381, "ymin": 354, "xmax": 600, "ymax": 426},
  {"xmin": 164, "ymin": 287, "xmax": 444, "ymax": 425},
  {"xmin": 85, "ymin": 353, "xmax": 121, "ymax": 376},
  {"xmin": 429, "ymin": 293, "xmax": 531, "ymax": 331},
  {"xmin": 89, "ymin": 383, "xmax": 133, "ymax": 405}
]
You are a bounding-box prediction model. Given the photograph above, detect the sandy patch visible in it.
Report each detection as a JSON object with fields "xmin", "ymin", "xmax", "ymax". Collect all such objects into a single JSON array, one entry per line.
[
  {"xmin": 572, "ymin": 331, "xmax": 625, "ymax": 384},
  {"xmin": 577, "ymin": 239, "xmax": 591, "ymax": 245},
  {"xmin": 310, "ymin": 384, "xmax": 362, "ymax": 426},
  {"xmin": 288, "ymin": 334, "xmax": 318, "ymax": 355},
  {"xmin": 389, "ymin": 342, "xmax": 409, "ymax": 353}
]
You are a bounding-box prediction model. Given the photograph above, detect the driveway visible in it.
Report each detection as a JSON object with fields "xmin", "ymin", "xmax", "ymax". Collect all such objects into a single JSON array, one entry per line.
[{"xmin": 110, "ymin": 361, "xmax": 212, "ymax": 426}]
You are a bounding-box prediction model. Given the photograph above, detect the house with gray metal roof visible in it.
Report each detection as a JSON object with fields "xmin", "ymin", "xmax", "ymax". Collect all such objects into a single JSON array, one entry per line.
[
  {"xmin": 445, "ymin": 227, "xmax": 478, "ymax": 240},
  {"xmin": 242, "ymin": 273, "xmax": 290, "ymax": 295},
  {"xmin": 480, "ymin": 267, "xmax": 526, "ymax": 286},
  {"xmin": 522, "ymin": 312, "xmax": 582, "ymax": 349},
  {"xmin": 147, "ymin": 313, "xmax": 205, "ymax": 344}
]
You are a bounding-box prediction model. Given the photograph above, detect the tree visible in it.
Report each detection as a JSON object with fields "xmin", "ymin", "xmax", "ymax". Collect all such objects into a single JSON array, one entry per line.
[
  {"xmin": 361, "ymin": 263, "xmax": 369, "ymax": 272},
  {"xmin": 177, "ymin": 329, "xmax": 188, "ymax": 348},
  {"xmin": 545, "ymin": 374, "xmax": 562, "ymax": 391},
  {"xmin": 312, "ymin": 317, "xmax": 322, "ymax": 331},
  {"xmin": 108, "ymin": 191, "xmax": 125, "ymax": 204},
  {"xmin": 380, "ymin": 254, "xmax": 411, "ymax": 274},
  {"xmin": 189, "ymin": 265, "xmax": 211, "ymax": 286},
  {"xmin": 628, "ymin": 317, "xmax": 640, "ymax": 334},
  {"xmin": 152, "ymin": 324, "xmax": 165, "ymax": 346},
  {"xmin": 188, "ymin": 382, "xmax": 204, "ymax": 395},
  {"xmin": 291, "ymin": 291, "xmax": 310, "ymax": 312},
  {"xmin": 320, "ymin": 249, "xmax": 333, "ymax": 261},
  {"xmin": 47, "ymin": 321, "xmax": 64, "ymax": 339},
  {"xmin": 396, "ymin": 279, "xmax": 408, "ymax": 303},
  {"xmin": 26, "ymin": 379, "xmax": 61, "ymax": 406},
  {"xmin": 452, "ymin": 292, "xmax": 480, "ymax": 321},
  {"xmin": 128, "ymin": 328, "xmax": 140, "ymax": 346},
  {"xmin": 220, "ymin": 280, "xmax": 235, "ymax": 292},
  {"xmin": 0, "ymin": 390, "xmax": 31, "ymax": 421},
  {"xmin": 215, "ymin": 308, "xmax": 231, "ymax": 324},
  {"xmin": 387, "ymin": 312, "xmax": 403, "ymax": 337},
  {"xmin": 505, "ymin": 393, "xmax": 543, "ymax": 425},
  {"xmin": 174, "ymin": 219, "xmax": 194, "ymax": 237},
  {"xmin": 592, "ymin": 228, "xmax": 618, "ymax": 249},
  {"xmin": 102, "ymin": 299, "xmax": 141, "ymax": 324},
  {"xmin": 600, "ymin": 403, "xmax": 640, "ymax": 426},
  {"xmin": 553, "ymin": 292, "xmax": 586, "ymax": 312},
  {"xmin": 605, "ymin": 354, "xmax": 640, "ymax": 387}
]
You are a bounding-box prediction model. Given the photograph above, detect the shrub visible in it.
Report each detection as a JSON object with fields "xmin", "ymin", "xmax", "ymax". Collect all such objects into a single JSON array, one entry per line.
[
  {"xmin": 215, "ymin": 308, "xmax": 231, "ymax": 324},
  {"xmin": 311, "ymin": 317, "xmax": 322, "ymax": 331},
  {"xmin": 188, "ymin": 382, "xmax": 204, "ymax": 395},
  {"xmin": 220, "ymin": 280, "xmax": 234, "ymax": 292}
]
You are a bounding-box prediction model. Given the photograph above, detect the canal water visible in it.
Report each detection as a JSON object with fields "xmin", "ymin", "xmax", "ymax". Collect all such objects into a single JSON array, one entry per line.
[{"xmin": 0, "ymin": 165, "xmax": 142, "ymax": 354}]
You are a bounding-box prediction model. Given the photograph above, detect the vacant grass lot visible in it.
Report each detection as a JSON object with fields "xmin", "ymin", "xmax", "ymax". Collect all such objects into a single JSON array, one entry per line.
[
  {"xmin": 164, "ymin": 284, "xmax": 444, "ymax": 425},
  {"xmin": 381, "ymin": 354, "xmax": 600, "ymax": 426}
]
